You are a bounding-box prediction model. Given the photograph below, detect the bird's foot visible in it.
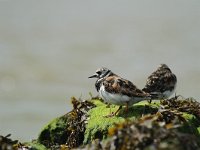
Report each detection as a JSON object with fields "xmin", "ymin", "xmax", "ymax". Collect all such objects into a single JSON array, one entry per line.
[
  {"xmin": 103, "ymin": 112, "xmax": 115, "ymax": 118},
  {"xmin": 147, "ymin": 99, "xmax": 152, "ymax": 103}
]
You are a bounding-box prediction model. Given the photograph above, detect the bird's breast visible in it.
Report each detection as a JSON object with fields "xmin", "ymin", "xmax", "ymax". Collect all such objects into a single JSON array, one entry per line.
[{"xmin": 99, "ymin": 85, "xmax": 143, "ymax": 106}]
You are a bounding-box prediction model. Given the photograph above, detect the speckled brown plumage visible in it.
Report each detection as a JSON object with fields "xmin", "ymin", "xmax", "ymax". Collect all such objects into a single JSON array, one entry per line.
[
  {"xmin": 142, "ymin": 64, "xmax": 177, "ymax": 99},
  {"xmin": 103, "ymin": 75, "xmax": 150, "ymax": 98}
]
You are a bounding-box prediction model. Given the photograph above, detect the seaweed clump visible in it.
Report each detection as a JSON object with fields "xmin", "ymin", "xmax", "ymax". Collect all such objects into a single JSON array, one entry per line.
[
  {"xmin": 161, "ymin": 96, "xmax": 200, "ymax": 119},
  {"xmin": 0, "ymin": 134, "xmax": 47, "ymax": 150},
  {"xmin": 0, "ymin": 134, "xmax": 19, "ymax": 150},
  {"xmin": 37, "ymin": 97, "xmax": 96, "ymax": 149}
]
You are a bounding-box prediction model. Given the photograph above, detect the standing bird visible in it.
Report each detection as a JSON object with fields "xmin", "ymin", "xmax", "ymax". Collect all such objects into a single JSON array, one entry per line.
[
  {"xmin": 89, "ymin": 67, "xmax": 151, "ymax": 117},
  {"xmin": 142, "ymin": 64, "xmax": 177, "ymax": 100}
]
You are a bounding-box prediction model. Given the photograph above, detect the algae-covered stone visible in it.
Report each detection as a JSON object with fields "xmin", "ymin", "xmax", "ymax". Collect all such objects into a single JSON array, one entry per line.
[
  {"xmin": 83, "ymin": 113, "xmax": 200, "ymax": 150},
  {"xmin": 2, "ymin": 96, "xmax": 200, "ymax": 150},
  {"xmin": 82, "ymin": 97, "xmax": 200, "ymax": 149},
  {"xmin": 37, "ymin": 114, "xmax": 70, "ymax": 146},
  {"xmin": 36, "ymin": 97, "xmax": 200, "ymax": 149},
  {"xmin": 23, "ymin": 141, "xmax": 47, "ymax": 150}
]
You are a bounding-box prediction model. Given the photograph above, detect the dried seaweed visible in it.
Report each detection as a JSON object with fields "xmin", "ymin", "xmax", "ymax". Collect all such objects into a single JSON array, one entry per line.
[
  {"xmin": 0, "ymin": 134, "xmax": 18, "ymax": 150},
  {"xmin": 38, "ymin": 97, "xmax": 96, "ymax": 149},
  {"xmin": 161, "ymin": 96, "xmax": 200, "ymax": 119}
]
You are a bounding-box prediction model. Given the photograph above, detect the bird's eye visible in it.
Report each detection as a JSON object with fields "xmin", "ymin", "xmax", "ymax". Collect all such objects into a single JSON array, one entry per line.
[{"xmin": 96, "ymin": 71, "xmax": 101, "ymax": 74}]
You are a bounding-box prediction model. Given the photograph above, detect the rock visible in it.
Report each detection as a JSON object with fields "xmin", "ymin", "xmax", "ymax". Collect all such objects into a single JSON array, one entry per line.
[
  {"xmin": 1, "ymin": 96, "xmax": 200, "ymax": 149},
  {"xmin": 37, "ymin": 97, "xmax": 96, "ymax": 149},
  {"xmin": 81, "ymin": 97, "xmax": 200, "ymax": 150},
  {"xmin": 83, "ymin": 100, "xmax": 158, "ymax": 144},
  {"xmin": 36, "ymin": 96, "xmax": 200, "ymax": 149},
  {"xmin": 83, "ymin": 114, "xmax": 200, "ymax": 150}
]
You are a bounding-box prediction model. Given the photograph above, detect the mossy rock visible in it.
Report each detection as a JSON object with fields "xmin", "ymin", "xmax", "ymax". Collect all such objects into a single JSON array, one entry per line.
[
  {"xmin": 83, "ymin": 100, "xmax": 158, "ymax": 144},
  {"xmin": 35, "ymin": 97, "xmax": 200, "ymax": 149},
  {"xmin": 36, "ymin": 99, "xmax": 159, "ymax": 148},
  {"xmin": 23, "ymin": 141, "xmax": 47, "ymax": 150},
  {"xmin": 82, "ymin": 98, "xmax": 200, "ymax": 150},
  {"xmin": 37, "ymin": 114, "xmax": 70, "ymax": 147},
  {"xmin": 37, "ymin": 98, "xmax": 95, "ymax": 148},
  {"xmin": 1, "ymin": 97, "xmax": 200, "ymax": 149}
]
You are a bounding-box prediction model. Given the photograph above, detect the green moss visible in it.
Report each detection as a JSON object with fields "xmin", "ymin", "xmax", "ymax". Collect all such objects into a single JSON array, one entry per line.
[
  {"xmin": 180, "ymin": 113, "xmax": 200, "ymax": 140},
  {"xmin": 198, "ymin": 127, "xmax": 200, "ymax": 133},
  {"xmin": 24, "ymin": 141, "xmax": 47, "ymax": 150},
  {"xmin": 182, "ymin": 113, "xmax": 200, "ymax": 127},
  {"xmin": 83, "ymin": 99, "xmax": 158, "ymax": 144},
  {"xmin": 37, "ymin": 115, "xmax": 69, "ymax": 147},
  {"xmin": 35, "ymin": 97, "xmax": 200, "ymax": 148},
  {"xmin": 84, "ymin": 99, "xmax": 200, "ymax": 145},
  {"xmin": 83, "ymin": 99, "xmax": 200, "ymax": 149},
  {"xmin": 83, "ymin": 100, "xmax": 124, "ymax": 144}
]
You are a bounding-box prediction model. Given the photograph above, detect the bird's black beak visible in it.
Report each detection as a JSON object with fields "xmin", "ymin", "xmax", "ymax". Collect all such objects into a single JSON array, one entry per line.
[{"xmin": 88, "ymin": 74, "xmax": 98, "ymax": 78}]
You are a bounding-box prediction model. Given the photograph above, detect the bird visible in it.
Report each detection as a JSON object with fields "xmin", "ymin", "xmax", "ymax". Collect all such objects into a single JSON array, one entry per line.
[
  {"xmin": 89, "ymin": 67, "xmax": 151, "ymax": 117},
  {"xmin": 142, "ymin": 64, "xmax": 177, "ymax": 101}
]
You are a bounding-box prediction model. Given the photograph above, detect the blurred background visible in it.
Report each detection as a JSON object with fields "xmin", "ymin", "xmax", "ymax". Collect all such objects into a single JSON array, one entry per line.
[{"xmin": 0, "ymin": 1, "xmax": 200, "ymax": 141}]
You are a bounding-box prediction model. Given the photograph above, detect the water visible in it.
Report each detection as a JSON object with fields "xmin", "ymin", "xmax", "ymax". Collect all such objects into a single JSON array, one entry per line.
[{"xmin": 0, "ymin": 1, "xmax": 200, "ymax": 141}]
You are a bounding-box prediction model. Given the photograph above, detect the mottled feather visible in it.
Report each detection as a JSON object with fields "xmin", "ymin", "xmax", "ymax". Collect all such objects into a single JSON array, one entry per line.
[
  {"xmin": 104, "ymin": 75, "xmax": 150, "ymax": 98},
  {"xmin": 142, "ymin": 64, "xmax": 177, "ymax": 98}
]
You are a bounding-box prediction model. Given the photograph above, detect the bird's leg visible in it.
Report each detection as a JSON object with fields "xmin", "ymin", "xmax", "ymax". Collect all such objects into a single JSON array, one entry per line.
[
  {"xmin": 114, "ymin": 105, "xmax": 123, "ymax": 116},
  {"xmin": 125, "ymin": 102, "xmax": 129, "ymax": 113},
  {"xmin": 174, "ymin": 92, "xmax": 180, "ymax": 99},
  {"xmin": 148, "ymin": 99, "xmax": 152, "ymax": 104},
  {"xmin": 148, "ymin": 96, "xmax": 152, "ymax": 103},
  {"xmin": 103, "ymin": 103, "xmax": 112, "ymax": 117},
  {"xmin": 104, "ymin": 105, "xmax": 122, "ymax": 118}
]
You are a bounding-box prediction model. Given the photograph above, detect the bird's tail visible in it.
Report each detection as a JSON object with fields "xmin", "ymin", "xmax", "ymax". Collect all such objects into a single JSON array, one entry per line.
[{"xmin": 149, "ymin": 92, "xmax": 161, "ymax": 99}]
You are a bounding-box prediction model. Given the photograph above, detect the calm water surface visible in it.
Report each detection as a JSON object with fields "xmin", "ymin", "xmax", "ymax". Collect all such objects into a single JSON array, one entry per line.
[{"xmin": 0, "ymin": 1, "xmax": 200, "ymax": 141}]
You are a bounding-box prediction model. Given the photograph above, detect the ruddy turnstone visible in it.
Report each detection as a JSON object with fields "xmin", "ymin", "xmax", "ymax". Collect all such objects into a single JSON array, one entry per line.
[
  {"xmin": 89, "ymin": 67, "xmax": 151, "ymax": 116},
  {"xmin": 142, "ymin": 64, "xmax": 177, "ymax": 100}
]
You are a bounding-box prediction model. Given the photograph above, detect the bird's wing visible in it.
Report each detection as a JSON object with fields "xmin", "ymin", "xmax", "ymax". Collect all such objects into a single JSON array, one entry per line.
[
  {"xmin": 143, "ymin": 71, "xmax": 177, "ymax": 93},
  {"xmin": 104, "ymin": 76, "xmax": 150, "ymax": 98}
]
